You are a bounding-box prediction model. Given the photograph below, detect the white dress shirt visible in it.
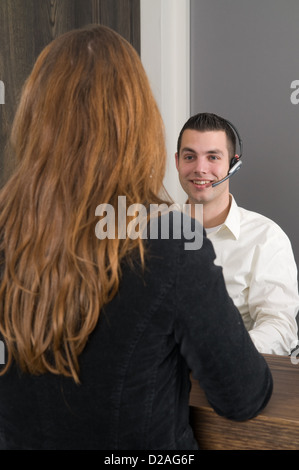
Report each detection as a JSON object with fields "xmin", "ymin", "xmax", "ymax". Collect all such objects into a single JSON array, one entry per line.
[{"xmin": 206, "ymin": 195, "xmax": 299, "ymax": 355}]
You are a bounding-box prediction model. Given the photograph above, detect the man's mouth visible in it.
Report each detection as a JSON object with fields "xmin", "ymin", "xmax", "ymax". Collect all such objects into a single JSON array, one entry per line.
[{"xmin": 192, "ymin": 179, "xmax": 213, "ymax": 188}]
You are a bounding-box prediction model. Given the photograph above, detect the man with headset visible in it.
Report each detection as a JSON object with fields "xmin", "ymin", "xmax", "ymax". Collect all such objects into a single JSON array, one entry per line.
[{"xmin": 175, "ymin": 112, "xmax": 299, "ymax": 355}]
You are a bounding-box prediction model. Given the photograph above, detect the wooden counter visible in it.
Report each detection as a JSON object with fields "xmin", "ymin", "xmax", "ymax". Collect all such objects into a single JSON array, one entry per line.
[{"xmin": 189, "ymin": 354, "xmax": 299, "ymax": 450}]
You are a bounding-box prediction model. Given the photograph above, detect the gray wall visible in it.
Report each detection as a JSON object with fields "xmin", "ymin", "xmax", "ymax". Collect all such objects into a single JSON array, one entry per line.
[{"xmin": 190, "ymin": 0, "xmax": 299, "ymax": 270}]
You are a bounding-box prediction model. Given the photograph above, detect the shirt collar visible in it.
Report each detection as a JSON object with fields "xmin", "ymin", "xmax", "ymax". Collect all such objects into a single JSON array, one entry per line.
[{"xmin": 220, "ymin": 194, "xmax": 240, "ymax": 240}]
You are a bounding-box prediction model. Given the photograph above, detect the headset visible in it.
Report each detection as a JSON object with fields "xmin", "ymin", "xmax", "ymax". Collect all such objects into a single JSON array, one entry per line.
[{"xmin": 212, "ymin": 119, "xmax": 243, "ymax": 187}]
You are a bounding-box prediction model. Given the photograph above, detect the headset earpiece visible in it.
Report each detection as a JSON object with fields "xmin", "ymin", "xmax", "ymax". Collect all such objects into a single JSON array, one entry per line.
[
  {"xmin": 212, "ymin": 120, "xmax": 243, "ymax": 187},
  {"xmin": 230, "ymin": 155, "xmax": 240, "ymax": 170}
]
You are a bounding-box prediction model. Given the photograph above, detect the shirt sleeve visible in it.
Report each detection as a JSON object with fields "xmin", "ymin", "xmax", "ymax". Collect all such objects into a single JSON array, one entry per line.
[
  {"xmin": 174, "ymin": 234, "xmax": 273, "ymax": 421},
  {"xmin": 247, "ymin": 227, "xmax": 299, "ymax": 355}
]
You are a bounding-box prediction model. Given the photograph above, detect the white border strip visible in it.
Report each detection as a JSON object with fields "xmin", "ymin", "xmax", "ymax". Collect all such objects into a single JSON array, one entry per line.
[{"xmin": 140, "ymin": 0, "xmax": 190, "ymax": 203}]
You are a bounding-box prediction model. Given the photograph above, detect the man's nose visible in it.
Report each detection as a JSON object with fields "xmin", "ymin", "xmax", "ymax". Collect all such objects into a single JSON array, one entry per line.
[{"xmin": 194, "ymin": 158, "xmax": 209, "ymax": 174}]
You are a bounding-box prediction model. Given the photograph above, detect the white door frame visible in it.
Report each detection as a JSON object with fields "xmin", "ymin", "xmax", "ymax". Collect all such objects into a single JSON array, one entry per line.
[{"xmin": 140, "ymin": 0, "xmax": 190, "ymax": 203}]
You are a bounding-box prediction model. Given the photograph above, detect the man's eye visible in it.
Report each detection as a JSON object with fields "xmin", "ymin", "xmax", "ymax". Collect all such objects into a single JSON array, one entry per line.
[
  {"xmin": 184, "ymin": 155, "xmax": 194, "ymax": 161},
  {"xmin": 209, "ymin": 155, "xmax": 218, "ymax": 160}
]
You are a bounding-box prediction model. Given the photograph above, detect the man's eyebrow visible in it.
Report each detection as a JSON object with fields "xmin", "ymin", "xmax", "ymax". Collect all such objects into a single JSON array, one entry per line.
[
  {"xmin": 206, "ymin": 149, "xmax": 224, "ymax": 156},
  {"xmin": 181, "ymin": 147, "xmax": 197, "ymax": 154},
  {"xmin": 181, "ymin": 147, "xmax": 224, "ymax": 155}
]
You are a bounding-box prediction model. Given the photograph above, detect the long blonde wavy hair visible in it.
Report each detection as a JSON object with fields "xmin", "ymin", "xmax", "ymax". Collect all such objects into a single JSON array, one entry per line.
[{"xmin": 0, "ymin": 25, "xmax": 168, "ymax": 382}]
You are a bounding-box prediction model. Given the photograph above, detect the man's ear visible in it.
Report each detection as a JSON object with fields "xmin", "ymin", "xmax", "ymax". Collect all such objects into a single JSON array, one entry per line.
[{"xmin": 175, "ymin": 152, "xmax": 179, "ymax": 171}]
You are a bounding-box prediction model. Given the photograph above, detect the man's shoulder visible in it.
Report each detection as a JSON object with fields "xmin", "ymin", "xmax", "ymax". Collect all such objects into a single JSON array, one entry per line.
[
  {"xmin": 238, "ymin": 205, "xmax": 289, "ymax": 241},
  {"xmin": 239, "ymin": 205, "xmax": 278, "ymax": 225}
]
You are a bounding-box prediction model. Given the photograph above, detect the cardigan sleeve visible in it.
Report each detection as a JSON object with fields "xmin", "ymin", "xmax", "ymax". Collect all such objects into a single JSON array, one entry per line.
[{"xmin": 174, "ymin": 233, "xmax": 273, "ymax": 421}]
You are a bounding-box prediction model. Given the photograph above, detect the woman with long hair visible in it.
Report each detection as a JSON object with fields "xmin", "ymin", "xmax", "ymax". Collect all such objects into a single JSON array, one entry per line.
[{"xmin": 0, "ymin": 25, "xmax": 272, "ymax": 450}]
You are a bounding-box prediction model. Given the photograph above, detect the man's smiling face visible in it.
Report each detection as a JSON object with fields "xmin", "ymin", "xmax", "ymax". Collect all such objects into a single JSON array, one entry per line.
[{"xmin": 175, "ymin": 129, "xmax": 231, "ymax": 206}]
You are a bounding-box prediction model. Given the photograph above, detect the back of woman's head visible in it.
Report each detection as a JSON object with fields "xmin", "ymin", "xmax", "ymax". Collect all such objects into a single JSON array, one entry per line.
[
  {"xmin": 0, "ymin": 25, "xmax": 167, "ymax": 382},
  {"xmin": 12, "ymin": 24, "xmax": 166, "ymax": 204}
]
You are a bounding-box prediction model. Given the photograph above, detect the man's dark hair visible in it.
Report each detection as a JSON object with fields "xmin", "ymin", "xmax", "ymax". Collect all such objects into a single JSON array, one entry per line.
[{"xmin": 177, "ymin": 112, "xmax": 236, "ymax": 159}]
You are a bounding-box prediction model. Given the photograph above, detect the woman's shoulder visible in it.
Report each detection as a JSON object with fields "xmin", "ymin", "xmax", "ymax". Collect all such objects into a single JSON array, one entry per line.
[{"xmin": 144, "ymin": 210, "xmax": 216, "ymax": 278}]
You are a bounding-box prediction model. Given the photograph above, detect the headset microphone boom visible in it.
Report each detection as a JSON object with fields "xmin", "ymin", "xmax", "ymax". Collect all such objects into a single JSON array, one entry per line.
[{"xmin": 212, "ymin": 119, "xmax": 243, "ymax": 188}]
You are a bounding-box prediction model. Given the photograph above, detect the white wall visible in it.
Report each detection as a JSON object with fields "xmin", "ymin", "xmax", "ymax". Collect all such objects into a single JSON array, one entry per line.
[{"xmin": 140, "ymin": 0, "xmax": 190, "ymax": 203}]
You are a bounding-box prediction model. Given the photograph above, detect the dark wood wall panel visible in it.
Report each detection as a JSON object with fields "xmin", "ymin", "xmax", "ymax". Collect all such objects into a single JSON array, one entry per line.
[{"xmin": 0, "ymin": 0, "xmax": 140, "ymax": 186}]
